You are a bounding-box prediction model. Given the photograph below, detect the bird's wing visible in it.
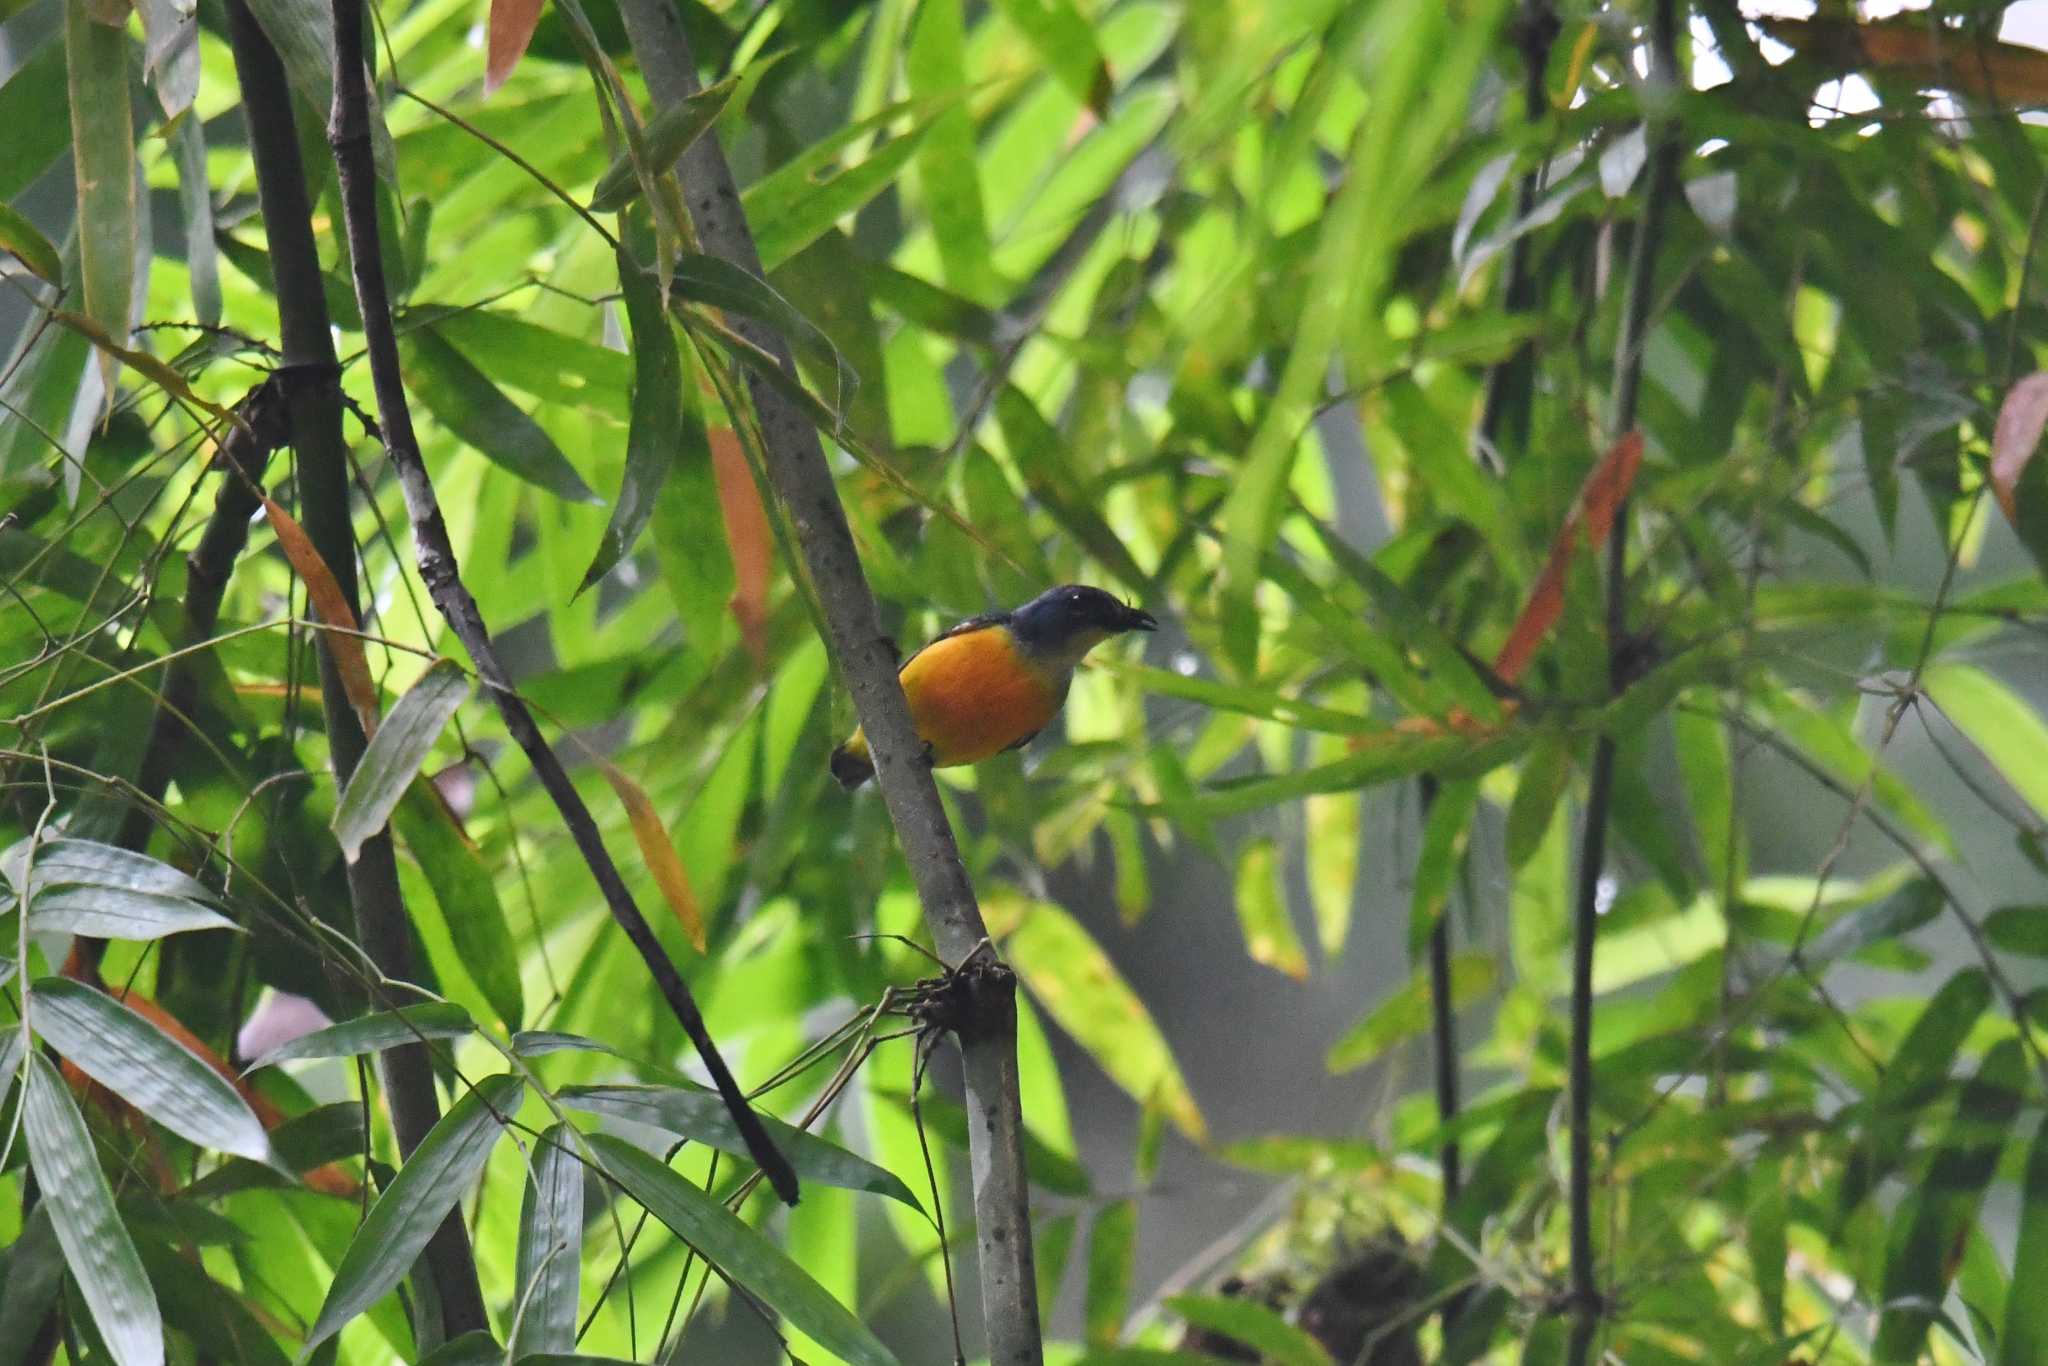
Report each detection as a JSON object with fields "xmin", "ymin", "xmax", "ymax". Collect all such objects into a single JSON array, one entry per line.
[
  {"xmin": 999, "ymin": 729, "xmax": 1041, "ymax": 754},
  {"xmin": 898, "ymin": 610, "xmax": 1014, "ymax": 671}
]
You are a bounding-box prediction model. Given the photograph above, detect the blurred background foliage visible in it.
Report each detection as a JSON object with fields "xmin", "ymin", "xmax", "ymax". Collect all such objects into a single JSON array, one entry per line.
[{"xmin": 3, "ymin": 0, "xmax": 2048, "ymax": 1361}]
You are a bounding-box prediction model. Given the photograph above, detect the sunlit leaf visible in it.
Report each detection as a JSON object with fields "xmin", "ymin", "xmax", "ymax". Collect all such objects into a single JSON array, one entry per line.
[
  {"xmin": 332, "ymin": 660, "xmax": 469, "ymax": 862},
  {"xmin": 1083, "ymin": 1198, "xmax": 1136, "ymax": 1348},
  {"xmin": 1922, "ymin": 663, "xmax": 2048, "ymax": 826},
  {"xmin": 1327, "ymin": 953, "xmax": 1494, "ymax": 1074}
]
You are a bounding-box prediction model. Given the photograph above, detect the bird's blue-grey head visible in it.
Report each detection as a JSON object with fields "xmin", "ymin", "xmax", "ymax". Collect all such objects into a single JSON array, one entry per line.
[{"xmin": 1009, "ymin": 584, "xmax": 1156, "ymax": 665}]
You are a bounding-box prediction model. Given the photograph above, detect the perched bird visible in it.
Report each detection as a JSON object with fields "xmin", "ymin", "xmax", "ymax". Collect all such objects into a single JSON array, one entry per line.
[{"xmin": 830, "ymin": 584, "xmax": 1157, "ymax": 789}]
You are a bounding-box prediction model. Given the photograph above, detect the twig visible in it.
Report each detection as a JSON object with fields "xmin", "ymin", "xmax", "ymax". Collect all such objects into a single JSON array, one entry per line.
[
  {"xmin": 611, "ymin": 0, "xmax": 1043, "ymax": 1357},
  {"xmin": 324, "ymin": 0, "xmax": 795, "ymax": 1205},
  {"xmin": 225, "ymin": 0, "xmax": 490, "ymax": 1334},
  {"xmin": 1565, "ymin": 5, "xmax": 1680, "ymax": 1364}
]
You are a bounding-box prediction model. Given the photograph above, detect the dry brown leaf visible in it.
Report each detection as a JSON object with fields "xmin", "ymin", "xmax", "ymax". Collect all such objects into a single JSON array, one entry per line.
[
  {"xmin": 263, "ymin": 497, "xmax": 380, "ymax": 737},
  {"xmin": 1492, "ymin": 431, "xmax": 1644, "ymax": 685},
  {"xmin": 601, "ymin": 760, "xmax": 706, "ymax": 952},
  {"xmin": 484, "ymin": 0, "xmax": 545, "ymax": 94},
  {"xmin": 1991, "ymin": 371, "xmax": 2048, "ymax": 524},
  {"xmin": 708, "ymin": 425, "xmax": 772, "ymax": 669}
]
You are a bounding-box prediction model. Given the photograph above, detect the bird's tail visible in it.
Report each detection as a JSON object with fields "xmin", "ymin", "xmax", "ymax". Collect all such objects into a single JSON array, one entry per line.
[{"xmin": 830, "ymin": 738, "xmax": 874, "ymax": 789}]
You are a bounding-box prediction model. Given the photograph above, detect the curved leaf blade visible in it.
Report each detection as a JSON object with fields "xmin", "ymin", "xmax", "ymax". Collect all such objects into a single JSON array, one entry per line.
[
  {"xmin": 24, "ymin": 1053, "xmax": 163, "ymax": 1366},
  {"xmin": 248, "ymin": 1002, "xmax": 474, "ymax": 1070},
  {"xmin": 26, "ymin": 886, "xmax": 235, "ymax": 939},
  {"xmin": 31, "ymin": 978, "xmax": 276, "ymax": 1165},
  {"xmin": 559, "ymin": 1084, "xmax": 920, "ymax": 1211},
  {"xmin": 587, "ymin": 1133, "xmax": 899, "ymax": 1366},
  {"xmin": 509, "ymin": 1123, "xmax": 584, "ymax": 1358},
  {"xmin": 402, "ymin": 327, "xmax": 599, "ymax": 503},
  {"xmin": 332, "ymin": 660, "xmax": 470, "ymax": 862},
  {"xmin": 303, "ymin": 1073, "xmax": 523, "ymax": 1355}
]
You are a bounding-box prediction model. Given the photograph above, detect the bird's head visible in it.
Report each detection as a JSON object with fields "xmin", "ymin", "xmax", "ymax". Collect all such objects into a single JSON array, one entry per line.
[{"xmin": 1009, "ymin": 584, "xmax": 1157, "ymax": 665}]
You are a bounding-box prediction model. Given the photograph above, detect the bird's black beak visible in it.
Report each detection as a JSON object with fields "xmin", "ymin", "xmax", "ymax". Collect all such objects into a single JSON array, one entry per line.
[{"xmin": 1123, "ymin": 606, "xmax": 1158, "ymax": 633}]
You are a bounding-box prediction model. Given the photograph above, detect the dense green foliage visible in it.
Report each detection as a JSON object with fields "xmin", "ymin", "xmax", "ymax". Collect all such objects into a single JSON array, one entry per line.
[{"xmin": 3, "ymin": 0, "xmax": 2048, "ymax": 1362}]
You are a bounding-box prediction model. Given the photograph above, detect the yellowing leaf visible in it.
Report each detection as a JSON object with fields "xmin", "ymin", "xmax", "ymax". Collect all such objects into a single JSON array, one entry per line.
[
  {"xmin": 262, "ymin": 497, "xmax": 379, "ymax": 737},
  {"xmin": 988, "ymin": 890, "xmax": 1205, "ymax": 1142},
  {"xmin": 1233, "ymin": 839, "xmax": 1307, "ymax": 980},
  {"xmin": 602, "ymin": 762, "xmax": 705, "ymax": 952}
]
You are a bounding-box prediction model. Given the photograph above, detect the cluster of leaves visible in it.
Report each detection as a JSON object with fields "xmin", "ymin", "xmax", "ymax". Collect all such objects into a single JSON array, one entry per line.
[{"xmin": 2, "ymin": 0, "xmax": 2048, "ymax": 1362}]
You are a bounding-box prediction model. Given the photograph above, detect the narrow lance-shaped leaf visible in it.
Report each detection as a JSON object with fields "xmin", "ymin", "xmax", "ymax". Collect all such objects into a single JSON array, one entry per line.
[
  {"xmin": 263, "ymin": 497, "xmax": 380, "ymax": 734},
  {"xmin": 247, "ymin": 1002, "xmax": 474, "ymax": 1070},
  {"xmin": 0, "ymin": 203, "xmax": 61, "ymax": 287},
  {"xmin": 1167, "ymin": 1294, "xmax": 1336, "ymax": 1366},
  {"xmin": 588, "ymin": 76, "xmax": 737, "ymax": 211},
  {"xmin": 1997, "ymin": 1110, "xmax": 2048, "ymax": 1365},
  {"xmin": 558, "ymin": 1084, "xmax": 922, "ymax": 1211},
  {"xmin": 1409, "ymin": 777, "xmax": 1480, "ymax": 955},
  {"xmin": 302, "ymin": 1074, "xmax": 523, "ymax": 1355},
  {"xmin": 393, "ymin": 785, "xmax": 525, "ymax": 1030},
  {"xmin": 174, "ymin": 112, "xmax": 220, "ymax": 324},
  {"xmin": 991, "ymin": 0, "xmax": 1113, "ymax": 114},
  {"xmin": 401, "ymin": 327, "xmax": 600, "ymax": 504},
  {"xmin": 31, "ymin": 977, "xmax": 278, "ymax": 1165},
  {"xmin": 26, "ymin": 886, "xmax": 235, "ymax": 940},
  {"xmin": 985, "ymin": 892, "xmax": 1206, "ymax": 1141},
  {"xmin": 23, "ymin": 1053, "xmax": 164, "ymax": 1366},
  {"xmin": 588, "ymin": 1134, "xmax": 901, "ymax": 1366},
  {"xmin": 708, "ymin": 425, "xmax": 772, "ymax": 668},
  {"xmin": 1083, "ymin": 1198, "xmax": 1137, "ymax": 1347},
  {"xmin": 1328, "ymin": 953, "xmax": 1496, "ymax": 1074},
  {"xmin": 65, "ymin": 0, "xmax": 136, "ymax": 398},
  {"xmin": 332, "ymin": 660, "xmax": 470, "ymax": 861},
  {"xmin": 1991, "ymin": 371, "xmax": 2048, "ymax": 574},
  {"xmin": 1233, "ymin": 839, "xmax": 1307, "ymax": 980},
  {"xmin": 484, "ymin": 0, "xmax": 543, "ymax": 93},
  {"xmin": 509, "ymin": 1123, "xmax": 583, "ymax": 1359},
  {"xmin": 1922, "ymin": 662, "xmax": 2048, "ymax": 826},
  {"xmin": 581, "ymin": 244, "xmax": 688, "ymax": 595},
  {"xmin": 600, "ymin": 762, "xmax": 705, "ymax": 952}
]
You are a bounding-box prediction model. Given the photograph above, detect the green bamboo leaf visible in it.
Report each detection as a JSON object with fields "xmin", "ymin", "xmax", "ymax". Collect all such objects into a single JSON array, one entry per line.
[
  {"xmin": 416, "ymin": 308, "xmax": 631, "ymax": 417},
  {"xmin": 0, "ymin": 203, "xmax": 60, "ymax": 287},
  {"xmin": 0, "ymin": 40, "xmax": 69, "ymax": 202},
  {"xmin": 1409, "ymin": 777, "xmax": 1479, "ymax": 956},
  {"xmin": 331, "ymin": 661, "xmax": 470, "ymax": 861},
  {"xmin": 907, "ymin": 0, "xmax": 999, "ymax": 303},
  {"xmin": 65, "ymin": 0, "xmax": 136, "ymax": 395},
  {"xmin": 1116, "ymin": 664, "xmax": 1372, "ymax": 735},
  {"xmin": 510, "ymin": 1123, "xmax": 583, "ymax": 1359},
  {"xmin": 1168, "ymin": 730, "xmax": 1531, "ymax": 823},
  {"xmin": 581, "ymin": 243, "xmax": 690, "ymax": 596},
  {"xmin": 303, "ymin": 1074, "xmax": 523, "ymax": 1355},
  {"xmin": 1505, "ymin": 731, "xmax": 1573, "ymax": 870},
  {"xmin": 1327, "ymin": 952, "xmax": 1495, "ymax": 1073},
  {"xmin": 1875, "ymin": 1039, "xmax": 2026, "ymax": 1362},
  {"xmin": 248, "ymin": 1002, "xmax": 474, "ymax": 1069},
  {"xmin": 23, "ymin": 1053, "xmax": 163, "ymax": 1366},
  {"xmin": 1805, "ymin": 879, "xmax": 1942, "ymax": 967},
  {"xmin": 588, "ymin": 75, "xmax": 736, "ymax": 211},
  {"xmin": 1083, "ymin": 1198, "xmax": 1137, "ymax": 1348},
  {"xmin": 401, "ymin": 328, "xmax": 599, "ymax": 503},
  {"xmin": 30, "ymin": 978, "xmax": 277, "ymax": 1165},
  {"xmin": 992, "ymin": 0, "xmax": 1112, "ymax": 113},
  {"xmin": 587, "ymin": 1133, "xmax": 900, "ymax": 1366},
  {"xmin": 558, "ymin": 1084, "xmax": 922, "ymax": 1212},
  {"xmin": 991, "ymin": 893, "xmax": 1206, "ymax": 1142},
  {"xmin": 392, "ymin": 786, "xmax": 524, "ymax": 1030},
  {"xmin": 1922, "ymin": 662, "xmax": 2048, "ymax": 826},
  {"xmin": 1997, "ymin": 1111, "xmax": 2048, "ymax": 1365},
  {"xmin": 25, "ymin": 886, "xmax": 235, "ymax": 939},
  {"xmin": 743, "ymin": 115, "xmax": 937, "ymax": 272},
  {"xmin": 132, "ymin": 0, "xmax": 197, "ymax": 118},
  {"xmin": 668, "ymin": 252, "xmax": 853, "ymax": 416},
  {"xmin": 173, "ymin": 113, "xmax": 220, "ymax": 324},
  {"xmin": 23, "ymin": 838, "xmax": 215, "ymax": 902},
  {"xmin": 1233, "ymin": 838, "xmax": 1307, "ymax": 979},
  {"xmin": 1984, "ymin": 905, "xmax": 2048, "ymax": 958},
  {"xmin": 1166, "ymin": 1295, "xmax": 1335, "ymax": 1366},
  {"xmin": 0, "ymin": 1206, "xmax": 65, "ymax": 1359}
]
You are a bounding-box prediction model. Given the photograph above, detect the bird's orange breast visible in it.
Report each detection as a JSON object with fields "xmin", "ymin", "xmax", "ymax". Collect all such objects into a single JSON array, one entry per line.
[{"xmin": 898, "ymin": 626, "xmax": 1063, "ymax": 768}]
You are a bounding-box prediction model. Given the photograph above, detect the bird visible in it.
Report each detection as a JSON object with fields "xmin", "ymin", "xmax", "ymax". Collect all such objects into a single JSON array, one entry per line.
[{"xmin": 830, "ymin": 584, "xmax": 1157, "ymax": 789}]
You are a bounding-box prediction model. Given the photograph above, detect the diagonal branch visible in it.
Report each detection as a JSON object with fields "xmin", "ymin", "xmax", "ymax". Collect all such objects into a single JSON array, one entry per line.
[
  {"xmin": 611, "ymin": 1, "xmax": 1043, "ymax": 1359},
  {"xmin": 323, "ymin": 0, "xmax": 796, "ymax": 1206},
  {"xmin": 223, "ymin": 0, "xmax": 490, "ymax": 1341}
]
